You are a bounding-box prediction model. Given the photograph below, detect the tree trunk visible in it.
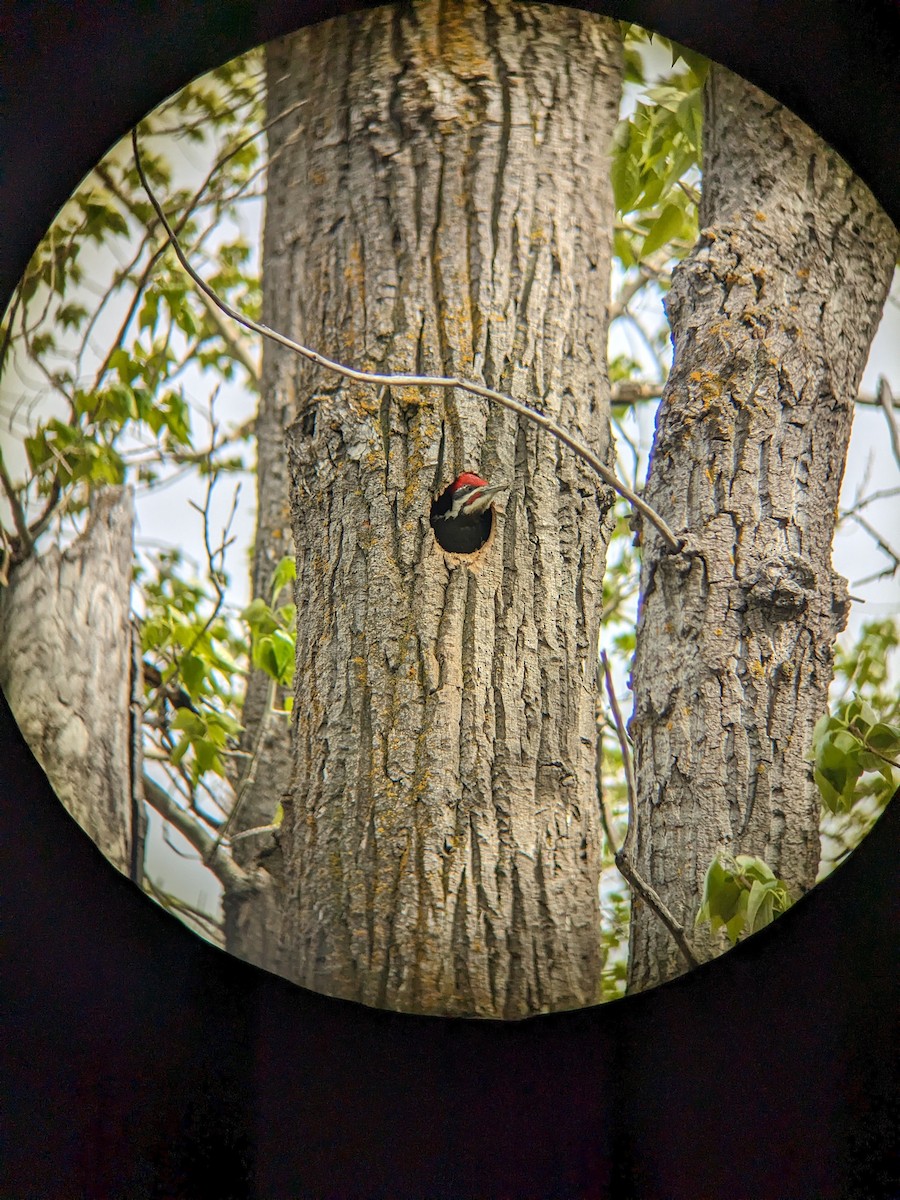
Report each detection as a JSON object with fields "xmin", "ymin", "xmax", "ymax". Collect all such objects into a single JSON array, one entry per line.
[
  {"xmin": 0, "ymin": 487, "xmax": 145, "ymax": 880},
  {"xmin": 263, "ymin": 0, "xmax": 623, "ymax": 1017},
  {"xmin": 627, "ymin": 65, "xmax": 899, "ymax": 992}
]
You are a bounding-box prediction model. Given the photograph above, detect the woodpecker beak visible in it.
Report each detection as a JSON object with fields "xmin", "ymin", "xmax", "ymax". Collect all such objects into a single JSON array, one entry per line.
[{"xmin": 460, "ymin": 482, "xmax": 507, "ymax": 516}]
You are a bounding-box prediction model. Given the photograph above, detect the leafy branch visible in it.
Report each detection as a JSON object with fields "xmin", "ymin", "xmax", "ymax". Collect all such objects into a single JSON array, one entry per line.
[{"xmin": 696, "ymin": 854, "xmax": 792, "ymax": 944}]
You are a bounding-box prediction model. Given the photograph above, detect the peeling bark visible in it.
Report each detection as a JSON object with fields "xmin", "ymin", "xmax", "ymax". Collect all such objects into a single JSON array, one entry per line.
[
  {"xmin": 627, "ymin": 66, "xmax": 899, "ymax": 991},
  {"xmin": 0, "ymin": 487, "xmax": 144, "ymax": 878},
  {"xmin": 261, "ymin": 0, "xmax": 623, "ymax": 1016}
]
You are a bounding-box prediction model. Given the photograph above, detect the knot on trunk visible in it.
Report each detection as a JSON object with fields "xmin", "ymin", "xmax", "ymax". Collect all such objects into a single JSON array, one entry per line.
[{"xmin": 746, "ymin": 554, "xmax": 816, "ymax": 619}]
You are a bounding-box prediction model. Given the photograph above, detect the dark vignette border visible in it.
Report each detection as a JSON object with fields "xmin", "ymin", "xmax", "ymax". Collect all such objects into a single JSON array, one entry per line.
[{"xmin": 1, "ymin": 3, "xmax": 898, "ymax": 1198}]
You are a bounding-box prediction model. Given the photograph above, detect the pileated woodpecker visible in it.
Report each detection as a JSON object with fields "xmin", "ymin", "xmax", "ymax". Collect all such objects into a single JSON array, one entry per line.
[{"xmin": 430, "ymin": 473, "xmax": 506, "ymax": 554}]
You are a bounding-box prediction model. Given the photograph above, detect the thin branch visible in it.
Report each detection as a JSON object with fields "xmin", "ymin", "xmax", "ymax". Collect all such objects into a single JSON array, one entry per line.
[
  {"xmin": 608, "ymin": 268, "xmax": 657, "ymax": 323},
  {"xmin": 610, "ymin": 380, "xmax": 664, "ymax": 405},
  {"xmin": 840, "ymin": 484, "xmax": 900, "ymax": 521},
  {"xmin": 847, "ymin": 510, "xmax": 900, "ymax": 583},
  {"xmin": 204, "ymin": 677, "xmax": 277, "ymax": 865},
  {"xmin": 0, "ymin": 522, "xmax": 12, "ymax": 586},
  {"xmin": 0, "ymin": 447, "xmax": 34, "ymax": 557},
  {"xmin": 194, "ymin": 287, "xmax": 260, "ymax": 382},
  {"xmin": 133, "ymin": 129, "xmax": 683, "ymax": 553},
  {"xmin": 0, "ymin": 288, "xmax": 22, "ymax": 384},
  {"xmin": 876, "ymin": 376, "xmax": 900, "ymax": 469},
  {"xmin": 601, "ymin": 651, "xmax": 638, "ymax": 863},
  {"xmin": 599, "ymin": 651, "xmax": 699, "ymax": 970},
  {"xmin": 596, "ymin": 725, "xmax": 624, "ymax": 860},
  {"xmin": 143, "ymin": 875, "xmax": 223, "ymax": 943},
  {"xmin": 142, "ymin": 772, "xmax": 253, "ymax": 893},
  {"xmin": 26, "ymin": 477, "xmax": 62, "ymax": 543},
  {"xmin": 230, "ymin": 823, "xmax": 280, "ymax": 842}
]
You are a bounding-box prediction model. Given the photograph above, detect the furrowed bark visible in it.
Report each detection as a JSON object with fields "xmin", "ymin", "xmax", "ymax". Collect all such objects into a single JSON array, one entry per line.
[
  {"xmin": 264, "ymin": 0, "xmax": 623, "ymax": 1016},
  {"xmin": 627, "ymin": 65, "xmax": 899, "ymax": 991}
]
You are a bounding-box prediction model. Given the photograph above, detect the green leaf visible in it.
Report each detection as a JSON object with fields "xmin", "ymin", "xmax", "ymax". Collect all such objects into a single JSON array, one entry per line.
[
  {"xmin": 138, "ymin": 291, "xmax": 160, "ymax": 333},
  {"xmin": 697, "ymin": 853, "xmax": 791, "ymax": 941},
  {"xmin": 611, "ymin": 152, "xmax": 640, "ymax": 215},
  {"xmin": 814, "ymin": 767, "xmax": 843, "ymax": 815},
  {"xmin": 270, "ymin": 555, "xmax": 297, "ymax": 603},
  {"xmin": 746, "ymin": 879, "xmax": 775, "ymax": 932},
  {"xmin": 179, "ymin": 654, "xmax": 206, "ymax": 697},
  {"xmin": 641, "ymin": 202, "xmax": 685, "ymax": 259},
  {"xmin": 193, "ymin": 738, "xmax": 224, "ymax": 778},
  {"xmin": 171, "ymin": 734, "xmax": 191, "ymax": 767},
  {"xmin": 57, "ymin": 302, "xmax": 88, "ymax": 331},
  {"xmin": 865, "ymin": 722, "xmax": 900, "ymax": 753},
  {"xmin": 735, "ymin": 855, "xmax": 776, "ymax": 885},
  {"xmin": 253, "ymin": 635, "xmax": 279, "ymax": 680},
  {"xmin": 170, "ymin": 709, "xmax": 206, "ymax": 737},
  {"xmin": 242, "ymin": 597, "xmax": 279, "ymax": 637},
  {"xmin": 833, "ymin": 729, "xmax": 862, "ymax": 756},
  {"xmin": 269, "ymin": 628, "xmax": 295, "ymax": 684}
]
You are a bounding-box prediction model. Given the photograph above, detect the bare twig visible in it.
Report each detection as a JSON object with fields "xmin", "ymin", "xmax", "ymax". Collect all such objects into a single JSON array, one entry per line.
[
  {"xmin": 0, "ymin": 288, "xmax": 22, "ymax": 385},
  {"xmin": 876, "ymin": 376, "xmax": 900, "ymax": 469},
  {"xmin": 610, "ymin": 380, "xmax": 664, "ymax": 405},
  {"xmin": 204, "ymin": 677, "xmax": 277, "ymax": 865},
  {"xmin": 599, "ymin": 651, "xmax": 699, "ymax": 970},
  {"xmin": 600, "ymin": 652, "xmax": 638, "ymax": 862},
  {"xmin": 847, "ymin": 510, "xmax": 900, "ymax": 585},
  {"xmin": 230, "ymin": 823, "xmax": 280, "ymax": 842},
  {"xmin": 596, "ymin": 725, "xmax": 623, "ymax": 859},
  {"xmin": 194, "ymin": 287, "xmax": 260, "ymax": 381},
  {"xmin": 0, "ymin": 446, "xmax": 34, "ymax": 558},
  {"xmin": 840, "ymin": 484, "xmax": 900, "ymax": 521},
  {"xmin": 142, "ymin": 772, "xmax": 253, "ymax": 893},
  {"xmin": 133, "ymin": 129, "xmax": 683, "ymax": 553},
  {"xmin": 143, "ymin": 875, "xmax": 223, "ymax": 943},
  {"xmin": 0, "ymin": 522, "xmax": 12, "ymax": 586}
]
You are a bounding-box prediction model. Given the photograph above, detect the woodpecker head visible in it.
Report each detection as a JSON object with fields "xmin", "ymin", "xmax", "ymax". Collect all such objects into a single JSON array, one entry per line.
[
  {"xmin": 430, "ymin": 472, "xmax": 507, "ymax": 554},
  {"xmin": 439, "ymin": 473, "xmax": 507, "ymax": 520}
]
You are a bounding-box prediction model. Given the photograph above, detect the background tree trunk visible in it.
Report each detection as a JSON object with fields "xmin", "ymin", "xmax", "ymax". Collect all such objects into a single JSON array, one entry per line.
[
  {"xmin": 627, "ymin": 65, "xmax": 899, "ymax": 992},
  {"xmin": 0, "ymin": 487, "xmax": 144, "ymax": 879},
  {"xmin": 261, "ymin": 0, "xmax": 623, "ymax": 1017}
]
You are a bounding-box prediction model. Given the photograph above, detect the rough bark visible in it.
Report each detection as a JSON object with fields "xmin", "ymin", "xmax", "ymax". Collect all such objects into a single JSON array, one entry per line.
[
  {"xmin": 263, "ymin": 0, "xmax": 623, "ymax": 1016},
  {"xmin": 0, "ymin": 487, "xmax": 145, "ymax": 879},
  {"xmin": 627, "ymin": 66, "xmax": 899, "ymax": 992}
]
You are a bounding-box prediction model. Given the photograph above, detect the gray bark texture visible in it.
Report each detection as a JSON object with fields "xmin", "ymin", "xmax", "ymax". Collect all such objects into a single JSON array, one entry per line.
[
  {"xmin": 0, "ymin": 486, "xmax": 144, "ymax": 879},
  {"xmin": 261, "ymin": 0, "xmax": 623, "ymax": 1016},
  {"xmin": 627, "ymin": 66, "xmax": 899, "ymax": 992}
]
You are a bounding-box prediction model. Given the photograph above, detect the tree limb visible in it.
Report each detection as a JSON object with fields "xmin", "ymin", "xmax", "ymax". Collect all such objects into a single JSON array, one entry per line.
[
  {"xmin": 142, "ymin": 772, "xmax": 254, "ymax": 893},
  {"xmin": 133, "ymin": 129, "xmax": 683, "ymax": 553}
]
